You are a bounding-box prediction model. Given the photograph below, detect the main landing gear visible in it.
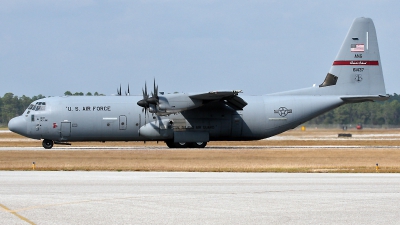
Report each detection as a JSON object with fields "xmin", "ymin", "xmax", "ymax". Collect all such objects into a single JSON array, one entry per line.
[{"xmin": 165, "ymin": 140, "xmax": 207, "ymax": 148}]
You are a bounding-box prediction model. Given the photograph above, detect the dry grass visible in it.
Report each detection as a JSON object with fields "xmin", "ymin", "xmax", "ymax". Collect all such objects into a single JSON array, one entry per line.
[
  {"xmin": 1, "ymin": 128, "xmax": 400, "ymax": 172},
  {"xmin": 1, "ymin": 149, "xmax": 399, "ymax": 172}
]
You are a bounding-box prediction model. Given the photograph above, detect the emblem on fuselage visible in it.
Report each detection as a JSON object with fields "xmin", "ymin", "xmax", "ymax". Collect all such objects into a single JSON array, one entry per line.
[
  {"xmin": 354, "ymin": 74, "xmax": 363, "ymax": 82},
  {"xmin": 274, "ymin": 107, "xmax": 292, "ymax": 117}
]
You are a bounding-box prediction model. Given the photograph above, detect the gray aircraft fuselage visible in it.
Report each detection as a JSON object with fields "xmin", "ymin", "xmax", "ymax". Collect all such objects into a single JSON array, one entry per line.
[{"xmin": 11, "ymin": 94, "xmax": 342, "ymax": 141}]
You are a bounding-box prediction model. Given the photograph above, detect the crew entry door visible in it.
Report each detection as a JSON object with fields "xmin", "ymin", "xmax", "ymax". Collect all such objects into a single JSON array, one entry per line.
[{"xmin": 61, "ymin": 122, "xmax": 71, "ymax": 137}]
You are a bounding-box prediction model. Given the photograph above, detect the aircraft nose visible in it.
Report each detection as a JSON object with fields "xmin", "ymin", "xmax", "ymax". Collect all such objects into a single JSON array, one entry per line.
[{"xmin": 8, "ymin": 116, "xmax": 27, "ymax": 136}]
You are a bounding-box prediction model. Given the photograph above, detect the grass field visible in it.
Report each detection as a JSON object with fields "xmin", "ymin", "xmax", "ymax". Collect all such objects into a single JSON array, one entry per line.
[{"xmin": 1, "ymin": 128, "xmax": 400, "ymax": 172}]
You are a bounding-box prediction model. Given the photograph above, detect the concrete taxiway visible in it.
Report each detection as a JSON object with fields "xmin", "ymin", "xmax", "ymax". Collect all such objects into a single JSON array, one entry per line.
[{"xmin": 1, "ymin": 172, "xmax": 399, "ymax": 225}]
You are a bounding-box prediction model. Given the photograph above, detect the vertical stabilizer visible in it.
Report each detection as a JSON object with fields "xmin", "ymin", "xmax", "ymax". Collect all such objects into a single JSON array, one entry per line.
[{"xmin": 322, "ymin": 17, "xmax": 386, "ymax": 96}]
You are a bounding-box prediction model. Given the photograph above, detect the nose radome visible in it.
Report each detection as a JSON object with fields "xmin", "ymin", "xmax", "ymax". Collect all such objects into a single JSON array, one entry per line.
[{"xmin": 8, "ymin": 116, "xmax": 27, "ymax": 137}]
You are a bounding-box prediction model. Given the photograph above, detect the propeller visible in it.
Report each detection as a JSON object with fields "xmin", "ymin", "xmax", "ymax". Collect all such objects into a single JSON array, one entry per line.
[
  {"xmin": 117, "ymin": 84, "xmax": 131, "ymax": 96},
  {"xmin": 137, "ymin": 82, "xmax": 150, "ymax": 123},
  {"xmin": 137, "ymin": 79, "xmax": 160, "ymax": 122}
]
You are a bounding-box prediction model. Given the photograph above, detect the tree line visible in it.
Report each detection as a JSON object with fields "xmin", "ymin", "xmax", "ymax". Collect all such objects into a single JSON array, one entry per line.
[{"xmin": 1, "ymin": 92, "xmax": 400, "ymax": 127}]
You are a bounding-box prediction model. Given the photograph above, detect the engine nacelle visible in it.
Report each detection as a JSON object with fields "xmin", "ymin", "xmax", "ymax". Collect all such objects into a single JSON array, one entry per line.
[
  {"xmin": 154, "ymin": 95, "xmax": 203, "ymax": 115},
  {"xmin": 138, "ymin": 119, "xmax": 173, "ymax": 140}
]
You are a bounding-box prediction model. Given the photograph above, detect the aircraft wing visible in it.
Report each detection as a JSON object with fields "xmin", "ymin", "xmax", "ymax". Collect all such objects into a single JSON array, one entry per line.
[{"xmin": 189, "ymin": 90, "xmax": 248, "ymax": 110}]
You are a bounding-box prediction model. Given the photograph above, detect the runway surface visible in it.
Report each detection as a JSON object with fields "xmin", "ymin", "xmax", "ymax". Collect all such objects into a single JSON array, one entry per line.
[{"xmin": 1, "ymin": 172, "xmax": 399, "ymax": 225}]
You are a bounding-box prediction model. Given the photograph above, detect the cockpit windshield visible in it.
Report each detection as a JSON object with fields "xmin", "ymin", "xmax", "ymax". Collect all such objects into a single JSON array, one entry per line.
[
  {"xmin": 27, "ymin": 102, "xmax": 46, "ymax": 112},
  {"xmin": 27, "ymin": 104, "xmax": 34, "ymax": 110}
]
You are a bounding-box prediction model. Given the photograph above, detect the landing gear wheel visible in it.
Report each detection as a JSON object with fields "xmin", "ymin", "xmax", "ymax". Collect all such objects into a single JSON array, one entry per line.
[
  {"xmin": 164, "ymin": 140, "xmax": 190, "ymax": 148},
  {"xmin": 42, "ymin": 139, "xmax": 54, "ymax": 149},
  {"xmin": 191, "ymin": 142, "xmax": 207, "ymax": 148},
  {"xmin": 165, "ymin": 140, "xmax": 175, "ymax": 148},
  {"xmin": 175, "ymin": 142, "xmax": 189, "ymax": 148}
]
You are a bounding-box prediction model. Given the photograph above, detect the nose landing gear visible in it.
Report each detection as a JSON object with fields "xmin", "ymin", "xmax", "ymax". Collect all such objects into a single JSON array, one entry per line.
[{"xmin": 42, "ymin": 139, "xmax": 54, "ymax": 149}]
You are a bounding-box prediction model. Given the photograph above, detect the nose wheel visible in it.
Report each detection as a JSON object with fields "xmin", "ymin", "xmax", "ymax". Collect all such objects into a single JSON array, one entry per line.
[{"xmin": 42, "ymin": 139, "xmax": 54, "ymax": 149}]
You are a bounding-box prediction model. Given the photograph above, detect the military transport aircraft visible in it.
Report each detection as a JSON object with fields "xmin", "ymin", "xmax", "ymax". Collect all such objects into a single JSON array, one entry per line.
[{"xmin": 8, "ymin": 17, "xmax": 388, "ymax": 149}]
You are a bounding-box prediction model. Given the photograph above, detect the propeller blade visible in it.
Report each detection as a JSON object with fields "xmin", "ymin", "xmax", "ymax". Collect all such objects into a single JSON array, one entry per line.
[
  {"xmin": 145, "ymin": 82, "xmax": 148, "ymax": 98},
  {"xmin": 154, "ymin": 79, "xmax": 158, "ymax": 99},
  {"xmin": 117, "ymin": 84, "xmax": 122, "ymax": 96},
  {"xmin": 147, "ymin": 78, "xmax": 159, "ymax": 104}
]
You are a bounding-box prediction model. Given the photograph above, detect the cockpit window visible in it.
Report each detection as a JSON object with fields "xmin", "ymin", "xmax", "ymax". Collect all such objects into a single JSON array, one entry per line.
[
  {"xmin": 29, "ymin": 102, "xmax": 46, "ymax": 111},
  {"xmin": 28, "ymin": 104, "xmax": 34, "ymax": 110}
]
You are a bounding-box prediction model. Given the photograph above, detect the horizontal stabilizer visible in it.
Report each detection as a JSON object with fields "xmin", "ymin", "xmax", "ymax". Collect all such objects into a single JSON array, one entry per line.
[{"xmin": 341, "ymin": 94, "xmax": 389, "ymax": 103}]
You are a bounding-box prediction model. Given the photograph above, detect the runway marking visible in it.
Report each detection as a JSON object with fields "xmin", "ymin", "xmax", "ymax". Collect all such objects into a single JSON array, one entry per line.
[{"xmin": 0, "ymin": 203, "xmax": 36, "ymax": 225}]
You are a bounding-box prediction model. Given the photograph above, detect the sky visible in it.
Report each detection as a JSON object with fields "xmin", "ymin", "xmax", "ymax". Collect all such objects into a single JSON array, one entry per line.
[{"xmin": 1, "ymin": 0, "xmax": 399, "ymax": 98}]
